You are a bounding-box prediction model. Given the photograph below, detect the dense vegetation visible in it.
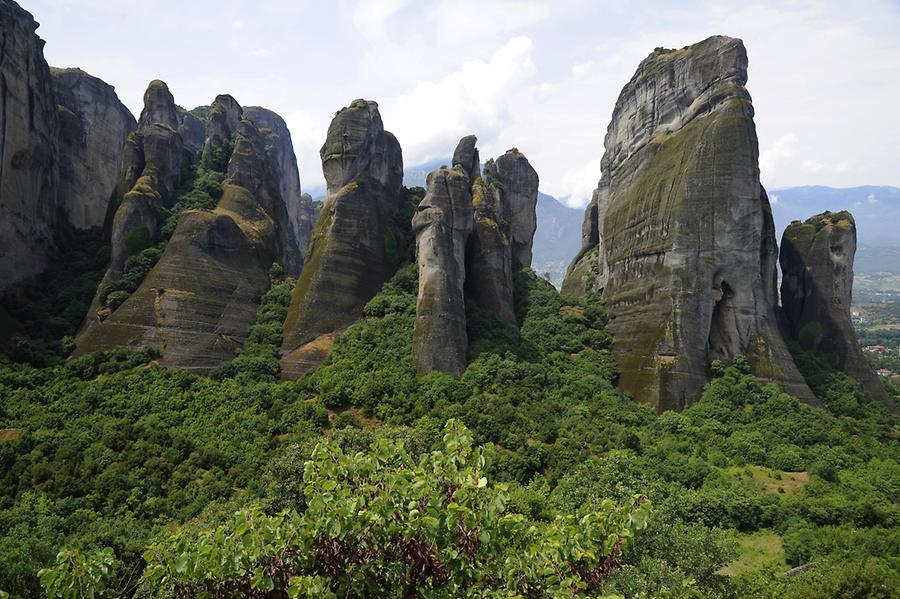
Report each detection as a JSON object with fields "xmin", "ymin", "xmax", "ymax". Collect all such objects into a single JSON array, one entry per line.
[{"xmin": 1, "ymin": 206, "xmax": 898, "ymax": 596}]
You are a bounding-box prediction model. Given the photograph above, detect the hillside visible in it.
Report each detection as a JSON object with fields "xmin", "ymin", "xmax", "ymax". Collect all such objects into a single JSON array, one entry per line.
[{"xmin": 1, "ymin": 6, "xmax": 898, "ymax": 597}]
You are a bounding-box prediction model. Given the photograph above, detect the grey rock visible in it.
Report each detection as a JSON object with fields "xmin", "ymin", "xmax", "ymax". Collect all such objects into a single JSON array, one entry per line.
[
  {"xmin": 413, "ymin": 164, "xmax": 474, "ymax": 376},
  {"xmin": 51, "ymin": 67, "xmax": 136, "ymax": 230},
  {"xmin": 177, "ymin": 108, "xmax": 204, "ymax": 156},
  {"xmin": 493, "ymin": 148, "xmax": 538, "ymax": 268},
  {"xmin": 280, "ymin": 99, "xmax": 404, "ymax": 379},
  {"xmin": 780, "ymin": 211, "xmax": 897, "ymax": 413},
  {"xmin": 0, "ymin": 0, "xmax": 59, "ymax": 290},
  {"xmin": 244, "ymin": 106, "xmax": 314, "ymax": 275},
  {"xmin": 563, "ymin": 36, "xmax": 816, "ymax": 411},
  {"xmin": 452, "ymin": 134, "xmax": 480, "ymax": 181},
  {"xmin": 465, "ymin": 164, "xmax": 516, "ymax": 328},
  {"xmin": 201, "ymin": 94, "xmax": 242, "ymax": 164}
]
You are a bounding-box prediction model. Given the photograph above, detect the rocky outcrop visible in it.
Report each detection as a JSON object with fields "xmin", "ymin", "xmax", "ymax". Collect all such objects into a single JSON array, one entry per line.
[
  {"xmin": 75, "ymin": 85, "xmax": 304, "ymax": 372},
  {"xmin": 202, "ymin": 94, "xmax": 241, "ymax": 164},
  {"xmin": 51, "ymin": 67, "xmax": 136, "ymax": 229},
  {"xmin": 106, "ymin": 80, "xmax": 184, "ymax": 277},
  {"xmin": 280, "ymin": 99, "xmax": 404, "ymax": 379},
  {"xmin": 563, "ymin": 36, "xmax": 816, "ymax": 411},
  {"xmin": 74, "ymin": 184, "xmax": 277, "ymax": 371},
  {"xmin": 493, "ymin": 149, "xmax": 538, "ymax": 269},
  {"xmin": 244, "ymin": 106, "xmax": 315, "ymax": 274},
  {"xmin": 0, "ymin": 0, "xmax": 59, "ymax": 290},
  {"xmin": 177, "ymin": 108, "xmax": 204, "ymax": 156},
  {"xmin": 413, "ymin": 157, "xmax": 475, "ymax": 376},
  {"xmin": 412, "ymin": 136, "xmax": 539, "ymax": 376},
  {"xmin": 781, "ymin": 212, "xmax": 896, "ymax": 412},
  {"xmin": 465, "ymin": 160, "xmax": 515, "ymax": 328}
]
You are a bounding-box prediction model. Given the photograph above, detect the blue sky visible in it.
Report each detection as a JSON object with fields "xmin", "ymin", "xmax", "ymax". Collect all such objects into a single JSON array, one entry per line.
[{"xmin": 26, "ymin": 0, "xmax": 900, "ymax": 205}]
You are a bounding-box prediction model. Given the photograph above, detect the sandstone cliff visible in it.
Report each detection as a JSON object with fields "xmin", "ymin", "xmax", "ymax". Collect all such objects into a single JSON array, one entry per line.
[
  {"xmin": 412, "ymin": 148, "xmax": 475, "ymax": 376},
  {"xmin": 244, "ymin": 106, "xmax": 317, "ymax": 274},
  {"xmin": 781, "ymin": 211, "xmax": 896, "ymax": 412},
  {"xmin": 50, "ymin": 67, "xmax": 136, "ymax": 230},
  {"xmin": 0, "ymin": 0, "xmax": 58, "ymax": 290},
  {"xmin": 74, "ymin": 84, "xmax": 304, "ymax": 372},
  {"xmin": 562, "ymin": 36, "xmax": 816, "ymax": 411},
  {"xmin": 412, "ymin": 136, "xmax": 538, "ymax": 377},
  {"xmin": 280, "ymin": 99, "xmax": 405, "ymax": 379}
]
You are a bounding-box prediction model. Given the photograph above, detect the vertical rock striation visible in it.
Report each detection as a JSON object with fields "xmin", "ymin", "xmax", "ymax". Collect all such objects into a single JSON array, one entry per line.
[
  {"xmin": 413, "ymin": 136, "xmax": 539, "ymax": 376},
  {"xmin": 563, "ymin": 36, "xmax": 815, "ymax": 411},
  {"xmin": 0, "ymin": 0, "xmax": 59, "ymax": 290},
  {"xmin": 780, "ymin": 211, "xmax": 896, "ymax": 412},
  {"xmin": 51, "ymin": 67, "xmax": 136, "ymax": 230},
  {"xmin": 280, "ymin": 99, "xmax": 404, "ymax": 379}
]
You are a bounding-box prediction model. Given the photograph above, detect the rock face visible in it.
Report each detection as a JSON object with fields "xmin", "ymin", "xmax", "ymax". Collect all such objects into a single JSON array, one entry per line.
[
  {"xmin": 562, "ymin": 36, "xmax": 816, "ymax": 411},
  {"xmin": 280, "ymin": 99, "xmax": 404, "ymax": 379},
  {"xmin": 74, "ymin": 83, "xmax": 304, "ymax": 372},
  {"xmin": 244, "ymin": 106, "xmax": 317, "ymax": 274},
  {"xmin": 51, "ymin": 67, "xmax": 136, "ymax": 229},
  {"xmin": 0, "ymin": 0, "xmax": 59, "ymax": 290},
  {"xmin": 781, "ymin": 212, "xmax": 896, "ymax": 412},
  {"xmin": 106, "ymin": 80, "xmax": 185, "ymax": 278},
  {"xmin": 412, "ymin": 136, "xmax": 539, "ymax": 376},
  {"xmin": 413, "ymin": 156, "xmax": 475, "ymax": 376}
]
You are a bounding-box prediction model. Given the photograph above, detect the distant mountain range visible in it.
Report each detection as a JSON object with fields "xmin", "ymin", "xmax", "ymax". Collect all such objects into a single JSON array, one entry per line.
[{"xmin": 404, "ymin": 167, "xmax": 900, "ymax": 283}]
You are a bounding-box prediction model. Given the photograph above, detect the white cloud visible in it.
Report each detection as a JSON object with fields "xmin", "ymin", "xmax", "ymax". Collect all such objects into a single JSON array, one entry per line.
[
  {"xmin": 352, "ymin": 0, "xmax": 410, "ymax": 41},
  {"xmin": 286, "ymin": 109, "xmax": 329, "ymax": 192},
  {"xmin": 759, "ymin": 133, "xmax": 798, "ymax": 186},
  {"xmin": 571, "ymin": 62, "xmax": 592, "ymax": 78},
  {"xmin": 867, "ymin": 193, "xmax": 878, "ymax": 204},
  {"xmin": 385, "ymin": 37, "xmax": 537, "ymax": 165},
  {"xmin": 770, "ymin": 194, "xmax": 779, "ymax": 205},
  {"xmin": 558, "ymin": 157, "xmax": 602, "ymax": 208},
  {"xmin": 801, "ymin": 159, "xmax": 824, "ymax": 173}
]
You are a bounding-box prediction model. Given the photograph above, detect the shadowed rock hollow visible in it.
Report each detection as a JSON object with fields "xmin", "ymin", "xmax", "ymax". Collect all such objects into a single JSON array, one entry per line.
[
  {"xmin": 280, "ymin": 99, "xmax": 405, "ymax": 379},
  {"xmin": 781, "ymin": 211, "xmax": 897, "ymax": 413},
  {"xmin": 562, "ymin": 36, "xmax": 816, "ymax": 412}
]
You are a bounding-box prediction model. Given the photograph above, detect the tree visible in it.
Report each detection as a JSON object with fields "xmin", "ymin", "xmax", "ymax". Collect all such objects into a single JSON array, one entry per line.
[{"xmin": 140, "ymin": 420, "xmax": 651, "ymax": 597}]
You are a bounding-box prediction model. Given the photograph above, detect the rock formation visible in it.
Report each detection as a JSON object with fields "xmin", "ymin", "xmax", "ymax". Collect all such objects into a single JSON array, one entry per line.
[
  {"xmin": 244, "ymin": 106, "xmax": 317, "ymax": 274},
  {"xmin": 781, "ymin": 212, "xmax": 896, "ymax": 412},
  {"xmin": 413, "ymin": 152, "xmax": 476, "ymax": 376},
  {"xmin": 0, "ymin": 0, "xmax": 59, "ymax": 290},
  {"xmin": 412, "ymin": 136, "xmax": 539, "ymax": 376},
  {"xmin": 562, "ymin": 36, "xmax": 816, "ymax": 411},
  {"xmin": 74, "ymin": 83, "xmax": 305, "ymax": 372},
  {"xmin": 280, "ymin": 99, "xmax": 404, "ymax": 379},
  {"xmin": 51, "ymin": 67, "xmax": 136, "ymax": 229}
]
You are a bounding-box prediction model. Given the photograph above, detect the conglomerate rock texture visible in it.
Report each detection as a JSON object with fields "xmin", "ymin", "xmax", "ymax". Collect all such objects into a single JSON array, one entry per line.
[
  {"xmin": 280, "ymin": 99, "xmax": 404, "ymax": 379},
  {"xmin": 413, "ymin": 136, "xmax": 538, "ymax": 376},
  {"xmin": 0, "ymin": 0, "xmax": 59, "ymax": 290},
  {"xmin": 74, "ymin": 84, "xmax": 304, "ymax": 372},
  {"xmin": 562, "ymin": 36, "xmax": 816, "ymax": 411},
  {"xmin": 51, "ymin": 67, "xmax": 136, "ymax": 230},
  {"xmin": 781, "ymin": 212, "xmax": 896, "ymax": 412}
]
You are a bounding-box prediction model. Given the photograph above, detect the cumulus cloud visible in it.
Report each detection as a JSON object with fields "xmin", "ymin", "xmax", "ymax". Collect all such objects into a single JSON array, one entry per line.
[
  {"xmin": 385, "ymin": 37, "xmax": 537, "ymax": 166},
  {"xmin": 759, "ymin": 133, "xmax": 798, "ymax": 186},
  {"xmin": 286, "ymin": 109, "xmax": 329, "ymax": 193},
  {"xmin": 352, "ymin": 0, "xmax": 410, "ymax": 41},
  {"xmin": 557, "ymin": 157, "xmax": 602, "ymax": 208}
]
